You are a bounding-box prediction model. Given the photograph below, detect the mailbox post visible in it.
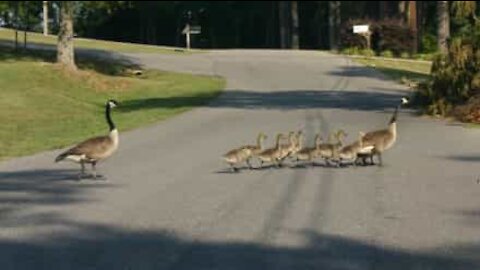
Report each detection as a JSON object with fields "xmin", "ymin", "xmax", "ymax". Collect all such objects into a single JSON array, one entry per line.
[
  {"xmin": 353, "ymin": 25, "xmax": 371, "ymax": 49},
  {"xmin": 182, "ymin": 24, "xmax": 201, "ymax": 50}
]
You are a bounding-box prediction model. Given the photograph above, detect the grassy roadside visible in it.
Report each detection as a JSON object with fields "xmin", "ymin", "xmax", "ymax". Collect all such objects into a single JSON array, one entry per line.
[
  {"xmin": 0, "ymin": 48, "xmax": 224, "ymax": 161},
  {"xmin": 351, "ymin": 56, "xmax": 432, "ymax": 86},
  {"xmin": 0, "ymin": 27, "xmax": 199, "ymax": 54}
]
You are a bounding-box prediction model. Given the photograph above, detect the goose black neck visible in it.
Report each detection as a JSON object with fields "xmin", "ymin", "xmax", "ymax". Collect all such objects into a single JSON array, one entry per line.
[
  {"xmin": 105, "ymin": 105, "xmax": 115, "ymax": 131},
  {"xmin": 389, "ymin": 104, "xmax": 401, "ymax": 124}
]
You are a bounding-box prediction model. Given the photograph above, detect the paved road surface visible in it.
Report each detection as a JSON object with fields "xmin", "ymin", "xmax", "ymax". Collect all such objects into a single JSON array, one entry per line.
[{"xmin": 0, "ymin": 50, "xmax": 479, "ymax": 269}]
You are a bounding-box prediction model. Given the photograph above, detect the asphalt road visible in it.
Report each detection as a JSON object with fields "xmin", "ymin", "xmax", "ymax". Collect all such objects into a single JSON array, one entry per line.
[{"xmin": 1, "ymin": 50, "xmax": 480, "ymax": 270}]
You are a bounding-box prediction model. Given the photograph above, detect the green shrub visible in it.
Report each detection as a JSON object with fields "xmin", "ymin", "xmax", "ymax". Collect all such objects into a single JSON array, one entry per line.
[
  {"xmin": 400, "ymin": 52, "xmax": 411, "ymax": 59},
  {"xmin": 420, "ymin": 33, "xmax": 438, "ymax": 53},
  {"xmin": 341, "ymin": 47, "xmax": 361, "ymax": 55},
  {"xmin": 376, "ymin": 19, "xmax": 415, "ymax": 55},
  {"xmin": 415, "ymin": 33, "xmax": 480, "ymax": 120},
  {"xmin": 359, "ymin": 49, "xmax": 375, "ymax": 57},
  {"xmin": 413, "ymin": 53, "xmax": 436, "ymax": 61},
  {"xmin": 380, "ymin": 50, "xmax": 394, "ymax": 58}
]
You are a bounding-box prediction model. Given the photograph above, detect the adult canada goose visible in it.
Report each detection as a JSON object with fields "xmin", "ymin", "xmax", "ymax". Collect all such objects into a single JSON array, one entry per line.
[
  {"xmin": 257, "ymin": 133, "xmax": 286, "ymax": 168},
  {"xmin": 295, "ymin": 134, "xmax": 322, "ymax": 166},
  {"xmin": 358, "ymin": 97, "xmax": 409, "ymax": 166},
  {"xmin": 55, "ymin": 100, "xmax": 119, "ymax": 179},
  {"xmin": 335, "ymin": 132, "xmax": 365, "ymax": 167}
]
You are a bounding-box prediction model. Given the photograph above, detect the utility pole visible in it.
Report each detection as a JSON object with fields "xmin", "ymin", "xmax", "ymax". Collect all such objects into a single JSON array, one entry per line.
[{"xmin": 43, "ymin": 1, "xmax": 48, "ymax": 36}]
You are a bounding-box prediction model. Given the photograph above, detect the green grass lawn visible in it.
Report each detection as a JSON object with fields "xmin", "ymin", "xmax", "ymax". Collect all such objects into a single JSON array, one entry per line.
[
  {"xmin": 0, "ymin": 27, "xmax": 199, "ymax": 54},
  {"xmin": 0, "ymin": 48, "xmax": 224, "ymax": 161},
  {"xmin": 353, "ymin": 57, "xmax": 432, "ymax": 85}
]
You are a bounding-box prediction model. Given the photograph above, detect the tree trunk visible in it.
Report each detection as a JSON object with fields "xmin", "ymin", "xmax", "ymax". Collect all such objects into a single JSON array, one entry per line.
[
  {"xmin": 437, "ymin": 1, "xmax": 450, "ymax": 54},
  {"xmin": 314, "ymin": 1, "xmax": 323, "ymax": 48},
  {"xmin": 328, "ymin": 1, "xmax": 340, "ymax": 50},
  {"xmin": 24, "ymin": 1, "xmax": 28, "ymax": 50},
  {"xmin": 265, "ymin": 1, "xmax": 275, "ymax": 48},
  {"xmin": 43, "ymin": 1, "xmax": 48, "ymax": 36},
  {"xmin": 408, "ymin": 1, "xmax": 418, "ymax": 53},
  {"xmin": 57, "ymin": 1, "xmax": 76, "ymax": 70},
  {"xmin": 278, "ymin": 1, "xmax": 288, "ymax": 48},
  {"xmin": 398, "ymin": 1, "xmax": 407, "ymax": 22},
  {"xmin": 379, "ymin": 1, "xmax": 388, "ymax": 19},
  {"xmin": 291, "ymin": 1, "xmax": 300, "ymax": 49},
  {"xmin": 13, "ymin": 2, "xmax": 18, "ymax": 50}
]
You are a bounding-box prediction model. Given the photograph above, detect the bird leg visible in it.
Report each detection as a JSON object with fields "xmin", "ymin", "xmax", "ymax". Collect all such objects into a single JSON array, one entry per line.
[
  {"xmin": 78, "ymin": 161, "xmax": 86, "ymax": 180},
  {"xmin": 229, "ymin": 163, "xmax": 238, "ymax": 173},
  {"xmin": 246, "ymin": 158, "xmax": 253, "ymax": 170},
  {"xmin": 92, "ymin": 161, "xmax": 98, "ymax": 179},
  {"xmin": 274, "ymin": 159, "xmax": 281, "ymax": 169}
]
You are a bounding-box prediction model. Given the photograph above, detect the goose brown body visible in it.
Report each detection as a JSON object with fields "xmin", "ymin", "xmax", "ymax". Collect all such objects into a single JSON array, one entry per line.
[
  {"xmin": 55, "ymin": 100, "xmax": 119, "ymax": 179},
  {"xmin": 56, "ymin": 131, "xmax": 119, "ymax": 163},
  {"xmin": 358, "ymin": 97, "xmax": 408, "ymax": 166}
]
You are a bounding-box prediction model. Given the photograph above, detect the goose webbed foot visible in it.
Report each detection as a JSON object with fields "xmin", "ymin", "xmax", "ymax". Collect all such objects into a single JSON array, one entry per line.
[
  {"xmin": 229, "ymin": 164, "xmax": 238, "ymax": 173},
  {"xmin": 78, "ymin": 162, "xmax": 87, "ymax": 180},
  {"xmin": 77, "ymin": 172, "xmax": 87, "ymax": 181},
  {"xmin": 246, "ymin": 159, "xmax": 253, "ymax": 170},
  {"xmin": 377, "ymin": 154, "xmax": 383, "ymax": 167},
  {"xmin": 92, "ymin": 174, "xmax": 107, "ymax": 180},
  {"xmin": 91, "ymin": 162, "xmax": 106, "ymax": 179}
]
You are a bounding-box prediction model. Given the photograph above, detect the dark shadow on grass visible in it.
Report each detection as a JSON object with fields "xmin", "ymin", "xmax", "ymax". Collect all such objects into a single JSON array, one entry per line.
[
  {"xmin": 0, "ymin": 40, "xmax": 141, "ymax": 76},
  {"xmin": 120, "ymin": 89, "xmax": 408, "ymax": 112},
  {"xmin": 373, "ymin": 66, "xmax": 430, "ymax": 81},
  {"xmin": 0, "ymin": 222, "xmax": 477, "ymax": 270},
  {"xmin": 329, "ymin": 64, "xmax": 429, "ymax": 82}
]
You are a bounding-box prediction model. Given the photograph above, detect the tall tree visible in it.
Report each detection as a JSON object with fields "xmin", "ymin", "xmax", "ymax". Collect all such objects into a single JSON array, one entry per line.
[
  {"xmin": 398, "ymin": 1, "xmax": 407, "ymax": 21},
  {"xmin": 328, "ymin": 1, "xmax": 340, "ymax": 50},
  {"xmin": 43, "ymin": 1, "xmax": 48, "ymax": 36},
  {"xmin": 57, "ymin": 1, "xmax": 76, "ymax": 70},
  {"xmin": 278, "ymin": 1, "xmax": 288, "ymax": 48},
  {"xmin": 437, "ymin": 1, "xmax": 450, "ymax": 54},
  {"xmin": 291, "ymin": 1, "xmax": 299, "ymax": 49},
  {"xmin": 408, "ymin": 1, "xmax": 418, "ymax": 53}
]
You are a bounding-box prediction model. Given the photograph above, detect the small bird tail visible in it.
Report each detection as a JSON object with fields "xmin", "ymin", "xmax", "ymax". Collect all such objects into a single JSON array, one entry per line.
[
  {"xmin": 223, "ymin": 155, "xmax": 235, "ymax": 163},
  {"xmin": 55, "ymin": 153, "xmax": 67, "ymax": 163}
]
